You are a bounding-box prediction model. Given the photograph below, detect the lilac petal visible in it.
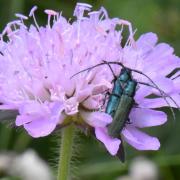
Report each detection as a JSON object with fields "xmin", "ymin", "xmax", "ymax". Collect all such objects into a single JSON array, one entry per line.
[
  {"xmin": 26, "ymin": 81, "xmax": 49, "ymax": 101},
  {"xmin": 50, "ymin": 102, "xmax": 65, "ymax": 117},
  {"xmin": 171, "ymin": 71, "xmax": 180, "ymax": 80},
  {"xmin": 80, "ymin": 111, "xmax": 112, "ymax": 127},
  {"xmin": 130, "ymin": 108, "xmax": 167, "ymax": 128},
  {"xmin": 138, "ymin": 94, "xmax": 180, "ymax": 108},
  {"xmin": 135, "ymin": 85, "xmax": 152, "ymax": 100},
  {"xmin": 151, "ymin": 55, "xmax": 180, "ymax": 77},
  {"xmin": 151, "ymin": 77, "xmax": 174, "ymax": 94},
  {"xmin": 143, "ymin": 44, "xmax": 177, "ymax": 78},
  {"xmin": 24, "ymin": 116, "xmax": 58, "ymax": 137},
  {"xmin": 16, "ymin": 115, "xmax": 33, "ymax": 126},
  {"xmin": 0, "ymin": 104, "xmax": 18, "ymax": 110},
  {"xmin": 82, "ymin": 94, "xmax": 103, "ymax": 109},
  {"xmin": 95, "ymin": 127, "xmax": 121, "ymax": 155},
  {"xmin": 91, "ymin": 79, "xmax": 112, "ymax": 95},
  {"xmin": 172, "ymin": 73, "xmax": 180, "ymax": 92},
  {"xmin": 146, "ymin": 43, "xmax": 174, "ymax": 62},
  {"xmin": 122, "ymin": 125, "xmax": 160, "ymax": 150},
  {"xmin": 136, "ymin": 32, "xmax": 158, "ymax": 54},
  {"xmin": 18, "ymin": 101, "xmax": 47, "ymax": 116},
  {"xmin": 16, "ymin": 101, "xmax": 65, "ymax": 137},
  {"xmin": 76, "ymin": 87, "xmax": 92, "ymax": 102}
]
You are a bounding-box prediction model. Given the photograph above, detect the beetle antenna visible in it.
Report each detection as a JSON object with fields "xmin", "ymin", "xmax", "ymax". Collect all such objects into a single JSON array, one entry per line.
[
  {"xmin": 107, "ymin": 62, "xmax": 179, "ymax": 106},
  {"xmin": 71, "ymin": 60, "xmax": 179, "ymax": 120},
  {"xmin": 70, "ymin": 61, "xmax": 123, "ymax": 79},
  {"xmin": 138, "ymin": 81, "xmax": 176, "ymax": 120},
  {"xmin": 172, "ymin": 74, "xmax": 180, "ymax": 80}
]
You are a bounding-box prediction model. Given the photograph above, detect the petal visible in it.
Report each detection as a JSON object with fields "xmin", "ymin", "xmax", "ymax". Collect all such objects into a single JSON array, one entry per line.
[
  {"xmin": 18, "ymin": 101, "xmax": 48, "ymax": 116},
  {"xmin": 81, "ymin": 111, "xmax": 112, "ymax": 127},
  {"xmin": 146, "ymin": 43, "xmax": 174, "ymax": 62},
  {"xmin": 91, "ymin": 79, "xmax": 112, "ymax": 95},
  {"xmin": 143, "ymin": 46, "xmax": 179, "ymax": 78},
  {"xmin": 50, "ymin": 101, "xmax": 65, "ymax": 123},
  {"xmin": 76, "ymin": 87, "xmax": 92, "ymax": 102},
  {"xmin": 26, "ymin": 80, "xmax": 50, "ymax": 101},
  {"xmin": 24, "ymin": 116, "xmax": 58, "ymax": 137},
  {"xmin": 136, "ymin": 32, "xmax": 158, "ymax": 54},
  {"xmin": 82, "ymin": 94, "xmax": 103, "ymax": 109},
  {"xmin": 135, "ymin": 86, "xmax": 152, "ymax": 100},
  {"xmin": 0, "ymin": 104, "xmax": 18, "ymax": 110},
  {"xmin": 122, "ymin": 125, "xmax": 160, "ymax": 150},
  {"xmin": 172, "ymin": 73, "xmax": 180, "ymax": 92},
  {"xmin": 17, "ymin": 101, "xmax": 65, "ymax": 137},
  {"xmin": 150, "ymin": 55, "xmax": 180, "ymax": 77},
  {"xmin": 95, "ymin": 127, "xmax": 121, "ymax": 155},
  {"xmin": 151, "ymin": 77, "xmax": 175, "ymax": 95},
  {"xmin": 171, "ymin": 70, "xmax": 180, "ymax": 80},
  {"xmin": 138, "ymin": 94, "xmax": 180, "ymax": 109},
  {"xmin": 16, "ymin": 115, "xmax": 33, "ymax": 126},
  {"xmin": 130, "ymin": 108, "xmax": 167, "ymax": 128}
]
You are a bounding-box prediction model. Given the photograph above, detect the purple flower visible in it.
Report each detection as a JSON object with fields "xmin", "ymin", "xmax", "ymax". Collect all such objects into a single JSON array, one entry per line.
[
  {"xmin": 0, "ymin": 4, "xmax": 120, "ymax": 153},
  {"xmin": 0, "ymin": 3, "xmax": 179, "ymax": 156}
]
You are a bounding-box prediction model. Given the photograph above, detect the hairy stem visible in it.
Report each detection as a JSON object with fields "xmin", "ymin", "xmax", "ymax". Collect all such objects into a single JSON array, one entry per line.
[{"xmin": 57, "ymin": 124, "xmax": 75, "ymax": 180}]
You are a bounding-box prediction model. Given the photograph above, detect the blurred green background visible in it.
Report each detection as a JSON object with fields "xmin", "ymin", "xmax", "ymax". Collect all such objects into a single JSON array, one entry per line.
[{"xmin": 0, "ymin": 0, "xmax": 180, "ymax": 180}]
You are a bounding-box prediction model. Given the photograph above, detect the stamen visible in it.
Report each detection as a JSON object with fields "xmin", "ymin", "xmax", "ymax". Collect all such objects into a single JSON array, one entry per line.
[
  {"xmin": 119, "ymin": 19, "xmax": 136, "ymax": 48},
  {"xmin": 7, "ymin": 20, "xmax": 27, "ymax": 31},
  {"xmin": 7, "ymin": 30, "xmax": 19, "ymax": 38},
  {"xmin": 7, "ymin": 21, "xmax": 17, "ymax": 32},
  {"xmin": 15, "ymin": 22, "xmax": 27, "ymax": 29},
  {"xmin": 73, "ymin": 3, "xmax": 92, "ymax": 44},
  {"xmin": 21, "ymin": 87, "xmax": 29, "ymax": 100},
  {"xmin": 88, "ymin": 11, "xmax": 100, "ymax": 22},
  {"xmin": 2, "ymin": 25, "xmax": 12, "ymax": 37},
  {"xmin": 125, "ymin": 29, "xmax": 137, "ymax": 47},
  {"xmin": 44, "ymin": 9, "xmax": 58, "ymax": 28},
  {"xmin": 7, "ymin": 20, "xmax": 21, "ymax": 26},
  {"xmin": 15, "ymin": 13, "xmax": 28, "ymax": 20},
  {"xmin": 99, "ymin": 7, "xmax": 109, "ymax": 19},
  {"xmin": 29, "ymin": 6, "xmax": 37, "ymax": 17},
  {"xmin": 44, "ymin": 9, "xmax": 58, "ymax": 16},
  {"xmin": 29, "ymin": 6, "xmax": 39, "ymax": 30},
  {"xmin": 76, "ymin": 3, "xmax": 92, "ymax": 9},
  {"xmin": 74, "ymin": 3, "xmax": 92, "ymax": 19}
]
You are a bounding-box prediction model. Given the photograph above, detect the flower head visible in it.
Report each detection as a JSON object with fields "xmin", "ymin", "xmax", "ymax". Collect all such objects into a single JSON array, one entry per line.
[
  {"xmin": 0, "ymin": 4, "xmax": 120, "ymax": 149},
  {"xmin": 0, "ymin": 3, "xmax": 179, "ymax": 156}
]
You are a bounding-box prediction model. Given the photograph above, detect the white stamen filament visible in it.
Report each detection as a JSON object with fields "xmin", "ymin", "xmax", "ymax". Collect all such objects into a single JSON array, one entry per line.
[
  {"xmin": 29, "ymin": 6, "xmax": 39, "ymax": 30},
  {"xmin": 76, "ymin": 3, "xmax": 92, "ymax": 9},
  {"xmin": 77, "ymin": 20, "xmax": 81, "ymax": 44},
  {"xmin": 100, "ymin": 7, "xmax": 108, "ymax": 19},
  {"xmin": 45, "ymin": 10, "xmax": 58, "ymax": 28},
  {"xmin": 15, "ymin": 13, "xmax": 28, "ymax": 24},
  {"xmin": 15, "ymin": 13, "xmax": 28, "ymax": 20},
  {"xmin": 118, "ymin": 19, "xmax": 136, "ymax": 48},
  {"xmin": 29, "ymin": 6, "xmax": 37, "ymax": 17}
]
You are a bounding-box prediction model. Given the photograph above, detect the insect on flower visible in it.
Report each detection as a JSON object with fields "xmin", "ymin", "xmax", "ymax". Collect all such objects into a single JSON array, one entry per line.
[
  {"xmin": 71, "ymin": 5, "xmax": 180, "ymax": 157},
  {"xmin": 72, "ymin": 58, "xmax": 180, "ymax": 161},
  {"xmin": 0, "ymin": 3, "xmax": 179, "ymax": 158}
]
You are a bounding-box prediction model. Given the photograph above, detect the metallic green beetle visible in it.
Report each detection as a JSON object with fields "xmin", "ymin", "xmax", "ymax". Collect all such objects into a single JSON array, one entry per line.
[{"xmin": 71, "ymin": 60, "xmax": 179, "ymax": 162}]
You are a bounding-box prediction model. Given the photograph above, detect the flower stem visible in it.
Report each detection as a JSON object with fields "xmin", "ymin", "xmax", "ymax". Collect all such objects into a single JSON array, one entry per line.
[{"xmin": 57, "ymin": 124, "xmax": 75, "ymax": 180}]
